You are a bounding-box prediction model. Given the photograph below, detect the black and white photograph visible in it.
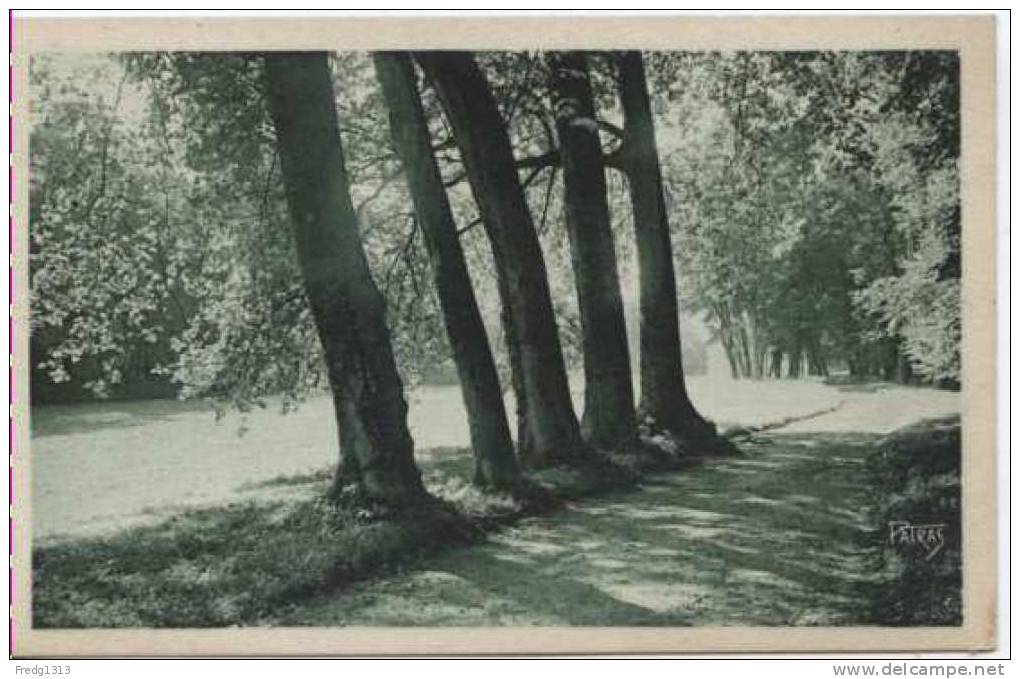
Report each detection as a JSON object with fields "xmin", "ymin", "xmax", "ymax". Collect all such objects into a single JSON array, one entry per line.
[{"xmin": 10, "ymin": 13, "xmax": 1000, "ymax": 657}]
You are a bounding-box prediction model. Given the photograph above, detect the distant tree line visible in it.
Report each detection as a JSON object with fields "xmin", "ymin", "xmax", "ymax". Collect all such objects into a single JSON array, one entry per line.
[{"xmin": 654, "ymin": 52, "xmax": 960, "ymax": 386}]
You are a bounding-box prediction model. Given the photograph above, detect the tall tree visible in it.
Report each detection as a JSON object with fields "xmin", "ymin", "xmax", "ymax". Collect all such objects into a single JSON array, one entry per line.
[
  {"xmin": 615, "ymin": 51, "xmax": 716, "ymax": 443},
  {"xmin": 373, "ymin": 51, "xmax": 520, "ymax": 488},
  {"xmin": 263, "ymin": 51, "xmax": 426, "ymax": 505},
  {"xmin": 415, "ymin": 51, "xmax": 588, "ymax": 469},
  {"xmin": 546, "ymin": 51, "xmax": 638, "ymax": 449}
]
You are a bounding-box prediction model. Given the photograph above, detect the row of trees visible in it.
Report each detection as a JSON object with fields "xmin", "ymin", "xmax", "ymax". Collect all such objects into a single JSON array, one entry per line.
[
  {"xmin": 262, "ymin": 50, "xmax": 729, "ymax": 501},
  {"xmin": 656, "ymin": 51, "xmax": 960, "ymax": 385},
  {"xmin": 31, "ymin": 49, "xmax": 729, "ymax": 504},
  {"xmin": 30, "ymin": 50, "xmax": 961, "ymax": 409},
  {"xmin": 29, "ymin": 50, "xmax": 961, "ymax": 501}
]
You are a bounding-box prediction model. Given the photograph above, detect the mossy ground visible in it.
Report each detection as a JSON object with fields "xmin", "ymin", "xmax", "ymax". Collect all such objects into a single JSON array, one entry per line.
[{"xmin": 861, "ymin": 416, "xmax": 962, "ymax": 625}]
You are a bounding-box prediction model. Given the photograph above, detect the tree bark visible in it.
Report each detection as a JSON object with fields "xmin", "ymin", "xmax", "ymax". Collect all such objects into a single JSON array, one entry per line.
[
  {"xmin": 787, "ymin": 342, "xmax": 803, "ymax": 379},
  {"xmin": 329, "ymin": 395, "xmax": 364, "ymax": 497},
  {"xmin": 722, "ymin": 336, "xmax": 739, "ymax": 379},
  {"xmin": 372, "ymin": 52, "xmax": 520, "ymax": 489},
  {"xmin": 616, "ymin": 51, "xmax": 714, "ymax": 439},
  {"xmin": 881, "ymin": 338, "xmax": 899, "ymax": 381},
  {"xmin": 737, "ymin": 320, "xmax": 754, "ymax": 380},
  {"xmin": 722, "ymin": 309, "xmax": 746, "ymax": 378},
  {"xmin": 547, "ymin": 51, "xmax": 638, "ymax": 449},
  {"xmin": 264, "ymin": 52, "xmax": 426, "ymax": 505},
  {"xmin": 770, "ymin": 347, "xmax": 784, "ymax": 379},
  {"xmin": 896, "ymin": 353, "xmax": 912, "ymax": 384},
  {"xmin": 415, "ymin": 51, "xmax": 587, "ymax": 468},
  {"xmin": 714, "ymin": 304, "xmax": 740, "ymax": 379},
  {"xmin": 806, "ymin": 336, "xmax": 829, "ymax": 378},
  {"xmin": 498, "ymin": 272, "xmax": 533, "ymax": 456},
  {"xmin": 745, "ymin": 311, "xmax": 765, "ymax": 380}
]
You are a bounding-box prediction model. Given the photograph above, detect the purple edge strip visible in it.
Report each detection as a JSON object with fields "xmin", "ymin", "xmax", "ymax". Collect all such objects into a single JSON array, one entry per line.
[{"xmin": 9, "ymin": 7, "xmax": 15, "ymax": 657}]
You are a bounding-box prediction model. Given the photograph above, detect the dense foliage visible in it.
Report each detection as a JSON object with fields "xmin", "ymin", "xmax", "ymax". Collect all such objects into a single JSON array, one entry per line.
[
  {"xmin": 654, "ymin": 51, "xmax": 960, "ymax": 385},
  {"xmin": 29, "ymin": 50, "xmax": 960, "ymax": 408}
]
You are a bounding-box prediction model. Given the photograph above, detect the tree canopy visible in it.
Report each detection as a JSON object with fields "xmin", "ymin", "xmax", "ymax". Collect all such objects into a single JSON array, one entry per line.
[{"xmin": 29, "ymin": 49, "xmax": 961, "ymax": 418}]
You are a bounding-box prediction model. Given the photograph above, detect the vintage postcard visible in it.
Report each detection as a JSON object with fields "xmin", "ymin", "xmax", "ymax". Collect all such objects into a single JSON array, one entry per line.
[{"xmin": 10, "ymin": 13, "xmax": 999, "ymax": 656}]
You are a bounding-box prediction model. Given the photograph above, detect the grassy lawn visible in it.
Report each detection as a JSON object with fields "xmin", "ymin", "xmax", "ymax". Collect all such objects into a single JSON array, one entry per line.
[{"xmin": 31, "ymin": 376, "xmax": 850, "ymax": 541}]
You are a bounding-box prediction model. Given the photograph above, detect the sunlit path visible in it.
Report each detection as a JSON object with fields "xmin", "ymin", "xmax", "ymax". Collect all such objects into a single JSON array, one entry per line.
[{"xmin": 271, "ymin": 389, "xmax": 957, "ymax": 626}]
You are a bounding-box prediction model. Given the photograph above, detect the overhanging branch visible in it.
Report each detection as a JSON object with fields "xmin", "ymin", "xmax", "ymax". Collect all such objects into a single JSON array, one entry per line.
[
  {"xmin": 515, "ymin": 149, "xmax": 561, "ymax": 169},
  {"xmin": 443, "ymin": 150, "xmax": 560, "ymax": 190},
  {"xmin": 597, "ymin": 119, "xmax": 625, "ymax": 140}
]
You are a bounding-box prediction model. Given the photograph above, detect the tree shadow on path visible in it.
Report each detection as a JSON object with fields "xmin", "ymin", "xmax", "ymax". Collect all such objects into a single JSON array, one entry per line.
[{"xmin": 283, "ymin": 429, "xmax": 886, "ymax": 626}]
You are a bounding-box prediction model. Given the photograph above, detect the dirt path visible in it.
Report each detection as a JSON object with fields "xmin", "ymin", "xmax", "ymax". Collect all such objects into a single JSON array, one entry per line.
[{"xmin": 278, "ymin": 391, "xmax": 958, "ymax": 626}]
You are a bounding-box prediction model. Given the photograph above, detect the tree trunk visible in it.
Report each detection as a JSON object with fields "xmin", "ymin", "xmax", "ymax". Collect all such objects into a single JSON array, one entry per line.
[
  {"xmin": 415, "ymin": 51, "xmax": 587, "ymax": 469},
  {"xmin": 498, "ymin": 272, "xmax": 533, "ymax": 456},
  {"xmin": 616, "ymin": 51, "xmax": 713, "ymax": 439},
  {"xmin": 787, "ymin": 343, "xmax": 803, "ymax": 379},
  {"xmin": 722, "ymin": 340, "xmax": 739, "ymax": 379},
  {"xmin": 329, "ymin": 395, "xmax": 364, "ymax": 497},
  {"xmin": 881, "ymin": 338, "xmax": 899, "ymax": 381},
  {"xmin": 264, "ymin": 52, "xmax": 426, "ymax": 506},
  {"xmin": 547, "ymin": 51, "xmax": 638, "ymax": 449},
  {"xmin": 805, "ymin": 336, "xmax": 829, "ymax": 378},
  {"xmin": 896, "ymin": 353, "xmax": 913, "ymax": 384},
  {"xmin": 373, "ymin": 52, "xmax": 520, "ymax": 489},
  {"xmin": 745, "ymin": 311, "xmax": 765, "ymax": 379},
  {"xmin": 770, "ymin": 348, "xmax": 784, "ymax": 379},
  {"xmin": 714, "ymin": 305, "xmax": 739, "ymax": 379},
  {"xmin": 737, "ymin": 320, "xmax": 754, "ymax": 380}
]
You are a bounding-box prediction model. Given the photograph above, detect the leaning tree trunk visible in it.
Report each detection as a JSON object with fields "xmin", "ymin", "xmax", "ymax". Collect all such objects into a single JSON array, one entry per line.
[
  {"xmin": 547, "ymin": 51, "xmax": 638, "ymax": 450},
  {"xmin": 616, "ymin": 51, "xmax": 716, "ymax": 441},
  {"xmin": 737, "ymin": 322, "xmax": 754, "ymax": 380},
  {"xmin": 498, "ymin": 273, "xmax": 533, "ymax": 456},
  {"xmin": 415, "ymin": 51, "xmax": 587, "ymax": 469},
  {"xmin": 372, "ymin": 52, "xmax": 520, "ymax": 489},
  {"xmin": 264, "ymin": 52, "xmax": 426, "ymax": 506}
]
